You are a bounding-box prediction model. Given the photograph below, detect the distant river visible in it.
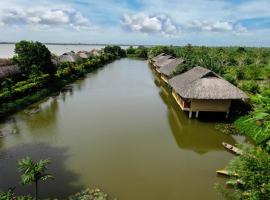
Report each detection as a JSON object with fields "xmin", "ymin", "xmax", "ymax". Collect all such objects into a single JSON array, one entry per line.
[
  {"xmin": 0, "ymin": 44, "xmax": 129, "ymax": 58},
  {"xmin": 0, "ymin": 58, "xmax": 248, "ymax": 199}
]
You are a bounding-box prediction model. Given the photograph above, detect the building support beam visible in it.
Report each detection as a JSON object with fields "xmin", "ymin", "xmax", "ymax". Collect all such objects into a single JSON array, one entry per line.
[
  {"xmin": 195, "ymin": 111, "xmax": 199, "ymax": 118},
  {"xmin": 189, "ymin": 111, "xmax": 192, "ymax": 118},
  {"xmin": 225, "ymin": 110, "xmax": 230, "ymax": 119}
]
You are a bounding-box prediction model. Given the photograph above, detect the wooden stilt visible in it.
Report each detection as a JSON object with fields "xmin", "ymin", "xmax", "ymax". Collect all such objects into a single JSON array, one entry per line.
[
  {"xmin": 225, "ymin": 110, "xmax": 230, "ymax": 119},
  {"xmin": 195, "ymin": 111, "xmax": 199, "ymax": 118},
  {"xmin": 189, "ymin": 111, "xmax": 192, "ymax": 118}
]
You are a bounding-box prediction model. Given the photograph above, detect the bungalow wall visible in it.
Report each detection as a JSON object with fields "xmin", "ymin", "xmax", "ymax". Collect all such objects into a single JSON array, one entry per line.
[
  {"xmin": 190, "ymin": 99, "xmax": 231, "ymax": 112},
  {"xmin": 161, "ymin": 74, "xmax": 169, "ymax": 83}
]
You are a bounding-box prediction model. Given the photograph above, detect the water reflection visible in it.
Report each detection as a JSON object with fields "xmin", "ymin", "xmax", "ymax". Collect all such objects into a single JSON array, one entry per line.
[
  {"xmin": 0, "ymin": 143, "xmax": 83, "ymax": 199},
  {"xmin": 151, "ymin": 67, "xmax": 237, "ymax": 154},
  {"xmin": 21, "ymin": 97, "xmax": 59, "ymax": 131}
]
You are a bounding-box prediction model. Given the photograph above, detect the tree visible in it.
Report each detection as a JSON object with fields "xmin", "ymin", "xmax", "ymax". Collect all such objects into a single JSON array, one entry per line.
[
  {"xmin": 18, "ymin": 157, "xmax": 53, "ymax": 200},
  {"xmin": 216, "ymin": 145, "xmax": 270, "ymax": 200},
  {"xmin": 13, "ymin": 41, "xmax": 55, "ymax": 76}
]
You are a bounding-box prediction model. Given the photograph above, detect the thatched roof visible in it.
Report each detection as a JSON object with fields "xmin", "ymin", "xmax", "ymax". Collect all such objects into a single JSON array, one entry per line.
[
  {"xmin": 0, "ymin": 65, "xmax": 20, "ymax": 79},
  {"xmin": 159, "ymin": 58, "xmax": 185, "ymax": 76},
  {"xmin": 152, "ymin": 53, "xmax": 166, "ymax": 62},
  {"xmin": 154, "ymin": 55, "xmax": 174, "ymax": 68},
  {"xmin": 169, "ymin": 66, "xmax": 248, "ymax": 100},
  {"xmin": 0, "ymin": 59, "xmax": 13, "ymax": 67},
  {"xmin": 59, "ymin": 52, "xmax": 81, "ymax": 63},
  {"xmin": 77, "ymin": 51, "xmax": 91, "ymax": 59},
  {"xmin": 90, "ymin": 49, "xmax": 102, "ymax": 56}
]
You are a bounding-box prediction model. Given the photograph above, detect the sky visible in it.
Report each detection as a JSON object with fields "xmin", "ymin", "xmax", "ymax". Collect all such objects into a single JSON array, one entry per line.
[{"xmin": 0, "ymin": 0, "xmax": 270, "ymax": 46}]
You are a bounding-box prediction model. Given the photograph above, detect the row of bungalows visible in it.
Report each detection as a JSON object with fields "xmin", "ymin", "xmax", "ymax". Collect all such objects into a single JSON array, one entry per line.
[
  {"xmin": 150, "ymin": 54, "xmax": 248, "ymax": 118},
  {"xmin": 57, "ymin": 49, "xmax": 103, "ymax": 64}
]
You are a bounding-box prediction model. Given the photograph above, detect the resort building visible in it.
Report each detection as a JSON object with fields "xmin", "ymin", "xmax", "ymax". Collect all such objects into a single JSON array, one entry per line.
[
  {"xmin": 59, "ymin": 51, "xmax": 81, "ymax": 63},
  {"xmin": 0, "ymin": 59, "xmax": 20, "ymax": 80},
  {"xmin": 151, "ymin": 53, "xmax": 166, "ymax": 63},
  {"xmin": 77, "ymin": 51, "xmax": 91, "ymax": 59},
  {"xmin": 152, "ymin": 55, "xmax": 174, "ymax": 69},
  {"xmin": 158, "ymin": 58, "xmax": 185, "ymax": 83},
  {"xmin": 169, "ymin": 66, "xmax": 248, "ymax": 118}
]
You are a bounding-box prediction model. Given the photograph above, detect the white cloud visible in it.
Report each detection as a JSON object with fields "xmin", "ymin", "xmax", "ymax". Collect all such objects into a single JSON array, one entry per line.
[
  {"xmin": 186, "ymin": 20, "xmax": 247, "ymax": 34},
  {"xmin": 122, "ymin": 13, "xmax": 179, "ymax": 37},
  {"xmin": 0, "ymin": 4, "xmax": 94, "ymax": 30}
]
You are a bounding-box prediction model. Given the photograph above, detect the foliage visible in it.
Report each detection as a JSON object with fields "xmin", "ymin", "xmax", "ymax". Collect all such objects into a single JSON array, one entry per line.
[
  {"xmin": 68, "ymin": 188, "xmax": 110, "ymax": 200},
  {"xmin": 18, "ymin": 157, "xmax": 53, "ymax": 200},
  {"xmin": 127, "ymin": 46, "xmax": 148, "ymax": 59},
  {"xmin": 216, "ymin": 145, "xmax": 270, "ymax": 200},
  {"xmin": 0, "ymin": 189, "xmax": 33, "ymax": 200},
  {"xmin": 235, "ymin": 88, "xmax": 270, "ymax": 144},
  {"xmin": 104, "ymin": 45, "xmax": 126, "ymax": 58},
  {"xmin": 13, "ymin": 40, "xmax": 55, "ymax": 76},
  {"xmin": 239, "ymin": 81, "xmax": 260, "ymax": 94}
]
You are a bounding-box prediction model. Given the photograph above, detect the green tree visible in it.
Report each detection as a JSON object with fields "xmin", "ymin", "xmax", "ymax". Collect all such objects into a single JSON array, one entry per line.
[
  {"xmin": 13, "ymin": 41, "xmax": 55, "ymax": 76},
  {"xmin": 18, "ymin": 157, "xmax": 53, "ymax": 200},
  {"xmin": 216, "ymin": 145, "xmax": 270, "ymax": 200}
]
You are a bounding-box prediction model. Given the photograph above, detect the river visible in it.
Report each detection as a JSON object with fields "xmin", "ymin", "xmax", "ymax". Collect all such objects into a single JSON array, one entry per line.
[{"xmin": 0, "ymin": 58, "xmax": 247, "ymax": 199}]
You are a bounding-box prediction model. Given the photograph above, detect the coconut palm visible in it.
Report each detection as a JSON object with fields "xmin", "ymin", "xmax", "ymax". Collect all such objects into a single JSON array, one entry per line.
[{"xmin": 18, "ymin": 157, "xmax": 53, "ymax": 200}]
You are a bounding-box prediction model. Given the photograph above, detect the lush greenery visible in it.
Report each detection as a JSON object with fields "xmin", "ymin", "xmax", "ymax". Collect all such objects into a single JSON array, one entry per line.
[
  {"xmin": 0, "ymin": 41, "xmax": 126, "ymax": 118},
  {"xmin": 126, "ymin": 46, "xmax": 148, "ymax": 59},
  {"xmin": 216, "ymin": 145, "xmax": 270, "ymax": 200}
]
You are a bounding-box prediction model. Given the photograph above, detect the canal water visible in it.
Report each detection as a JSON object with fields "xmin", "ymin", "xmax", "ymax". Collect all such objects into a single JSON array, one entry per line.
[{"xmin": 0, "ymin": 58, "xmax": 247, "ymax": 199}]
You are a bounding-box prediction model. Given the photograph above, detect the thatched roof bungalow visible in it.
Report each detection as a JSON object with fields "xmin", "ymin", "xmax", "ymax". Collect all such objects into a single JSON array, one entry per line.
[
  {"xmin": 77, "ymin": 51, "xmax": 91, "ymax": 59},
  {"xmin": 169, "ymin": 66, "xmax": 248, "ymax": 118},
  {"xmin": 0, "ymin": 59, "xmax": 20, "ymax": 80},
  {"xmin": 159, "ymin": 58, "xmax": 185, "ymax": 83},
  {"xmin": 59, "ymin": 51, "xmax": 81, "ymax": 63},
  {"xmin": 90, "ymin": 49, "xmax": 102, "ymax": 56}
]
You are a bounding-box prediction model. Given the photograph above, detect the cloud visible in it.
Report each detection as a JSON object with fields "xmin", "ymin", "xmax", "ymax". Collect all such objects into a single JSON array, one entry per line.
[
  {"xmin": 186, "ymin": 20, "xmax": 247, "ymax": 34},
  {"xmin": 122, "ymin": 13, "xmax": 179, "ymax": 37},
  {"xmin": 0, "ymin": 4, "xmax": 94, "ymax": 30}
]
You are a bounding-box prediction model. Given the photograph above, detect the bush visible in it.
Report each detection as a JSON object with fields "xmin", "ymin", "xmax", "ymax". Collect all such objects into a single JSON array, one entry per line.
[
  {"xmin": 240, "ymin": 81, "xmax": 260, "ymax": 94},
  {"xmin": 224, "ymin": 73, "xmax": 237, "ymax": 85},
  {"xmin": 216, "ymin": 145, "xmax": 270, "ymax": 200},
  {"xmin": 13, "ymin": 40, "xmax": 56, "ymax": 76}
]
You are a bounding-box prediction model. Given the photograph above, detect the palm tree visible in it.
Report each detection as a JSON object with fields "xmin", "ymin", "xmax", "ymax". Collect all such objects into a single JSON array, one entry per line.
[{"xmin": 18, "ymin": 157, "xmax": 53, "ymax": 200}]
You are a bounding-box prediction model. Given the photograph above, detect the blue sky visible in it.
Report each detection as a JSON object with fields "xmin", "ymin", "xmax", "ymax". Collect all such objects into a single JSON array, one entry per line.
[{"xmin": 0, "ymin": 0, "xmax": 270, "ymax": 46}]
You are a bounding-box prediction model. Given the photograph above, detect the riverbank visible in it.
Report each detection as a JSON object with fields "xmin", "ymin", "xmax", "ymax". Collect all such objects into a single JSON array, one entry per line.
[{"xmin": 0, "ymin": 43, "xmax": 126, "ymax": 119}]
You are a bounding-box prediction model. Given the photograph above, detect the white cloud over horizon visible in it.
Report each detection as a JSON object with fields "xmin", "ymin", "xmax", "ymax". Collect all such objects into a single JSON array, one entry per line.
[{"xmin": 0, "ymin": 0, "xmax": 269, "ymax": 46}]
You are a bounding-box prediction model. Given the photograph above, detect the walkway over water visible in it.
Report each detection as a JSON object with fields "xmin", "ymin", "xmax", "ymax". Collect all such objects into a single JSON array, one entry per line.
[{"xmin": 0, "ymin": 58, "xmax": 246, "ymax": 199}]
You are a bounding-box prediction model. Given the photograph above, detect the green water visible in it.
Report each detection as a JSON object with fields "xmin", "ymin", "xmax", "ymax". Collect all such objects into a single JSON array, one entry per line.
[{"xmin": 0, "ymin": 58, "xmax": 248, "ymax": 199}]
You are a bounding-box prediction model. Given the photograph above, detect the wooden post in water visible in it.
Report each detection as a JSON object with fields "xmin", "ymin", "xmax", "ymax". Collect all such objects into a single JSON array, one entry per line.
[
  {"xmin": 195, "ymin": 111, "xmax": 199, "ymax": 118},
  {"xmin": 189, "ymin": 110, "xmax": 192, "ymax": 118},
  {"xmin": 225, "ymin": 110, "xmax": 230, "ymax": 119}
]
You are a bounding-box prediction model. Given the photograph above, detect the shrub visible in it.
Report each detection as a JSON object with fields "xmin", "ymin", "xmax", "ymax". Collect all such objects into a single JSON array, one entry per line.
[{"xmin": 13, "ymin": 40, "xmax": 56, "ymax": 76}]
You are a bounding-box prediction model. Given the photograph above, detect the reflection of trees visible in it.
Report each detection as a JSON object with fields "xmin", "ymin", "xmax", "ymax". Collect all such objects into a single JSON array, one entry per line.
[
  {"xmin": 153, "ymin": 72, "xmax": 237, "ymax": 154},
  {"xmin": 0, "ymin": 143, "xmax": 83, "ymax": 199},
  {"xmin": 24, "ymin": 98, "xmax": 59, "ymax": 130}
]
